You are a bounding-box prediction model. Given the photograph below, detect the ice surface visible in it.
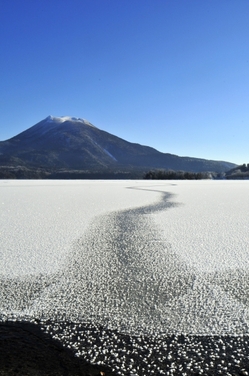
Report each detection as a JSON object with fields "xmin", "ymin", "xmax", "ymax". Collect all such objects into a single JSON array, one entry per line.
[
  {"xmin": 0, "ymin": 180, "xmax": 154, "ymax": 276},
  {"xmin": 151, "ymin": 180, "xmax": 249, "ymax": 273},
  {"xmin": 1, "ymin": 180, "xmax": 249, "ymax": 338}
]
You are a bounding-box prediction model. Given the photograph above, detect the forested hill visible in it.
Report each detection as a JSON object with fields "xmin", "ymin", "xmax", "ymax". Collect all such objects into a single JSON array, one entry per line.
[{"xmin": 225, "ymin": 164, "xmax": 249, "ymax": 179}]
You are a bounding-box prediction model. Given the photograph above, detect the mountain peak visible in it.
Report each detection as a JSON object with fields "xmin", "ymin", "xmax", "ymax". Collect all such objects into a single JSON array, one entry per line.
[
  {"xmin": 0, "ymin": 116, "xmax": 237, "ymax": 178},
  {"xmin": 45, "ymin": 116, "xmax": 95, "ymax": 127}
]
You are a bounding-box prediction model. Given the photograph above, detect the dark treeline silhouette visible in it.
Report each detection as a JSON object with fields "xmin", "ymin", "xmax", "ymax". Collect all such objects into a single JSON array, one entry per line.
[
  {"xmin": 144, "ymin": 169, "xmax": 211, "ymax": 180},
  {"xmin": 0, "ymin": 167, "xmax": 145, "ymax": 180},
  {"xmin": 241, "ymin": 163, "xmax": 249, "ymax": 172},
  {"xmin": 225, "ymin": 163, "xmax": 249, "ymax": 179}
]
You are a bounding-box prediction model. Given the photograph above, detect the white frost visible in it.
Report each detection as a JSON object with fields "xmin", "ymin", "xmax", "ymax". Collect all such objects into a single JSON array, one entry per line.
[{"xmin": 1, "ymin": 180, "xmax": 249, "ymax": 337}]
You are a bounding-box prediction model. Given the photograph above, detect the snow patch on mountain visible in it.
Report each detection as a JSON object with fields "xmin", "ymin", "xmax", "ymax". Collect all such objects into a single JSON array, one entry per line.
[
  {"xmin": 103, "ymin": 148, "xmax": 117, "ymax": 161},
  {"xmin": 92, "ymin": 140, "xmax": 117, "ymax": 161},
  {"xmin": 46, "ymin": 116, "xmax": 95, "ymax": 127}
]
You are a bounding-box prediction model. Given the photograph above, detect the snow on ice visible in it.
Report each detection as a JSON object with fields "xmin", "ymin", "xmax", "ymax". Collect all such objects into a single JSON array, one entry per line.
[{"xmin": 1, "ymin": 180, "xmax": 249, "ymax": 375}]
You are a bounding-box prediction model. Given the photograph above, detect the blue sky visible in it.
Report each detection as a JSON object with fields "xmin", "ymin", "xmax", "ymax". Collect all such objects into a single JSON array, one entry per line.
[{"xmin": 1, "ymin": 0, "xmax": 249, "ymax": 164}]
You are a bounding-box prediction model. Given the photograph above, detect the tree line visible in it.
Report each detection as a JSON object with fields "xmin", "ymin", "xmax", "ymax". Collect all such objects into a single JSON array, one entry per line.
[{"xmin": 144, "ymin": 169, "xmax": 211, "ymax": 180}]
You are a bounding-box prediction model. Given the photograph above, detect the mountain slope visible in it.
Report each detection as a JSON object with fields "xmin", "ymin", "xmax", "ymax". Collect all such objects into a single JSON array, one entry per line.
[{"xmin": 0, "ymin": 116, "xmax": 236, "ymax": 177}]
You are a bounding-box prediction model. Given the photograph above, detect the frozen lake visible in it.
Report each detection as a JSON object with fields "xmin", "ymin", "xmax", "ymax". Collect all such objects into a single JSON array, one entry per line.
[{"xmin": 1, "ymin": 179, "xmax": 249, "ymax": 374}]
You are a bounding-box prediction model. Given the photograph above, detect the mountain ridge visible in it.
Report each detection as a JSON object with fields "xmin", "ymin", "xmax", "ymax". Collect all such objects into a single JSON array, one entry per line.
[{"xmin": 0, "ymin": 116, "xmax": 237, "ymax": 179}]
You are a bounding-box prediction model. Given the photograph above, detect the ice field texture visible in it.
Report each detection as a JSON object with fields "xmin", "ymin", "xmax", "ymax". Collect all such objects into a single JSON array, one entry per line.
[{"xmin": 1, "ymin": 180, "xmax": 249, "ymax": 375}]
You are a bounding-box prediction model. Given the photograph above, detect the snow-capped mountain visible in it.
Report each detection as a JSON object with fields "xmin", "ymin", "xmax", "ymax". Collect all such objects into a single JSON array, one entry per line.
[{"xmin": 0, "ymin": 116, "xmax": 236, "ymax": 178}]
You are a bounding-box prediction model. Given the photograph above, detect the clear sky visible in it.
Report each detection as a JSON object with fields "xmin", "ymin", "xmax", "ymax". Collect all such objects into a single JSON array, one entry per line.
[{"xmin": 1, "ymin": 0, "xmax": 249, "ymax": 165}]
